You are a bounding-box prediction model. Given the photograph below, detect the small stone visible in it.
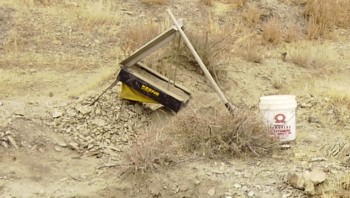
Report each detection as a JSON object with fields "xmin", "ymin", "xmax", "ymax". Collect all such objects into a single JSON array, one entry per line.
[
  {"xmin": 69, "ymin": 142, "xmax": 79, "ymax": 151},
  {"xmin": 241, "ymin": 186, "xmax": 249, "ymax": 192},
  {"xmin": 307, "ymin": 169, "xmax": 327, "ymax": 185},
  {"xmin": 75, "ymin": 104, "xmax": 92, "ymax": 115},
  {"xmin": 54, "ymin": 146, "xmax": 62, "ymax": 152},
  {"xmin": 280, "ymin": 144, "xmax": 291, "ymax": 149},
  {"xmin": 304, "ymin": 181, "xmax": 315, "ymax": 195},
  {"xmin": 1, "ymin": 141, "xmax": 8, "ymax": 148},
  {"xmin": 247, "ymin": 191, "xmax": 255, "ymax": 197},
  {"xmin": 193, "ymin": 180, "xmax": 201, "ymax": 185},
  {"xmin": 0, "ymin": 101, "xmax": 3, "ymax": 106},
  {"xmin": 310, "ymin": 157, "xmax": 326, "ymax": 162},
  {"xmin": 287, "ymin": 172, "xmax": 305, "ymax": 190},
  {"xmin": 91, "ymin": 118, "xmax": 106, "ymax": 127},
  {"xmin": 87, "ymin": 144, "xmax": 94, "ymax": 150},
  {"xmin": 234, "ymin": 183, "xmax": 242, "ymax": 188},
  {"xmin": 282, "ymin": 191, "xmax": 292, "ymax": 198},
  {"xmin": 66, "ymin": 109, "xmax": 77, "ymax": 117},
  {"xmin": 7, "ymin": 136, "xmax": 19, "ymax": 150},
  {"xmin": 52, "ymin": 109, "xmax": 63, "ymax": 118},
  {"xmin": 207, "ymin": 187, "xmax": 216, "ymax": 196}
]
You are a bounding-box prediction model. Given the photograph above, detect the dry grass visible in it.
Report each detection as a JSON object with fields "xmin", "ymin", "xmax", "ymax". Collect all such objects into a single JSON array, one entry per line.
[
  {"xmin": 125, "ymin": 108, "xmax": 279, "ymax": 174},
  {"xmin": 263, "ymin": 18, "xmax": 282, "ymax": 44},
  {"xmin": 173, "ymin": 21, "xmax": 236, "ymax": 83},
  {"xmin": 243, "ymin": 3, "xmax": 261, "ymax": 27},
  {"xmin": 78, "ymin": 1, "xmax": 120, "ymax": 27},
  {"xmin": 124, "ymin": 128, "xmax": 178, "ymax": 174},
  {"xmin": 140, "ymin": 0, "xmax": 167, "ymax": 6},
  {"xmin": 238, "ymin": 36, "xmax": 264, "ymax": 63},
  {"xmin": 286, "ymin": 41, "xmax": 336, "ymax": 69},
  {"xmin": 284, "ymin": 25, "xmax": 303, "ymax": 43},
  {"xmin": 305, "ymin": 0, "xmax": 350, "ymax": 39},
  {"xmin": 221, "ymin": 0, "xmax": 247, "ymax": 7},
  {"xmin": 201, "ymin": 0, "xmax": 213, "ymax": 6},
  {"xmin": 324, "ymin": 91, "xmax": 350, "ymax": 125},
  {"xmin": 322, "ymin": 174, "xmax": 350, "ymax": 197},
  {"xmin": 170, "ymin": 109, "xmax": 279, "ymax": 159},
  {"xmin": 119, "ymin": 21, "xmax": 162, "ymax": 57}
]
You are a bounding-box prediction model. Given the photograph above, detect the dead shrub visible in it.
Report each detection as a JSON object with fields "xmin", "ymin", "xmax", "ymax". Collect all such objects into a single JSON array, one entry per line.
[
  {"xmin": 239, "ymin": 38, "xmax": 264, "ymax": 63},
  {"xmin": 170, "ymin": 109, "xmax": 279, "ymax": 159},
  {"xmin": 78, "ymin": 1, "xmax": 119, "ymax": 27},
  {"xmin": 125, "ymin": 108, "xmax": 278, "ymax": 174},
  {"xmin": 140, "ymin": 0, "xmax": 167, "ymax": 6},
  {"xmin": 336, "ymin": 0, "xmax": 350, "ymax": 28},
  {"xmin": 124, "ymin": 128, "xmax": 178, "ymax": 175},
  {"xmin": 325, "ymin": 92, "xmax": 350, "ymax": 125},
  {"xmin": 287, "ymin": 41, "xmax": 335, "ymax": 69},
  {"xmin": 243, "ymin": 3, "xmax": 261, "ymax": 27},
  {"xmin": 284, "ymin": 25, "xmax": 303, "ymax": 43},
  {"xmin": 119, "ymin": 21, "xmax": 162, "ymax": 57},
  {"xmin": 173, "ymin": 23, "xmax": 236, "ymax": 85},
  {"xmin": 304, "ymin": 0, "xmax": 350, "ymax": 39},
  {"xmin": 263, "ymin": 18, "xmax": 282, "ymax": 44},
  {"xmin": 221, "ymin": 0, "xmax": 247, "ymax": 7},
  {"xmin": 287, "ymin": 43, "xmax": 311, "ymax": 67},
  {"xmin": 201, "ymin": 0, "xmax": 213, "ymax": 6}
]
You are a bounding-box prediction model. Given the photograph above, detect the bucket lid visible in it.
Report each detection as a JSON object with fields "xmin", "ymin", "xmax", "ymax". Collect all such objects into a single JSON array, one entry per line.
[
  {"xmin": 260, "ymin": 95, "xmax": 296, "ymax": 102},
  {"xmin": 259, "ymin": 95, "xmax": 297, "ymax": 110}
]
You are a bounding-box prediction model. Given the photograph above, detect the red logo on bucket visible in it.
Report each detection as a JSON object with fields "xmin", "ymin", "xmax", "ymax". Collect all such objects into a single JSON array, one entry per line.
[{"xmin": 274, "ymin": 114, "xmax": 286, "ymax": 124}]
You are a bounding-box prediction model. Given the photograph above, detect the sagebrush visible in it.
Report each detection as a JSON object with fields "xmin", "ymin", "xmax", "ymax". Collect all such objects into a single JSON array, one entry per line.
[{"xmin": 125, "ymin": 108, "xmax": 279, "ymax": 174}]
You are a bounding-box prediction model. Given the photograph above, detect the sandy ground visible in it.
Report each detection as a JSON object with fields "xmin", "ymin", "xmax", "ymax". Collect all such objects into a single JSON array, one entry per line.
[{"xmin": 1, "ymin": 0, "xmax": 350, "ymax": 197}]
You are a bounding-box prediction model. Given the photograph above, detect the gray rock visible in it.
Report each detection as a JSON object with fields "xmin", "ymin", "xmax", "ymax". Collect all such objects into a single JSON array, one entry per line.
[
  {"xmin": 54, "ymin": 146, "xmax": 62, "ymax": 152},
  {"xmin": 207, "ymin": 187, "xmax": 215, "ymax": 196},
  {"xmin": 287, "ymin": 172, "xmax": 305, "ymax": 190},
  {"xmin": 66, "ymin": 109, "xmax": 77, "ymax": 117},
  {"xmin": 234, "ymin": 183, "xmax": 242, "ymax": 188},
  {"xmin": 75, "ymin": 104, "xmax": 92, "ymax": 115},
  {"xmin": 247, "ymin": 191, "xmax": 255, "ymax": 197},
  {"xmin": 304, "ymin": 169, "xmax": 327, "ymax": 185},
  {"xmin": 304, "ymin": 181, "xmax": 315, "ymax": 195},
  {"xmin": 193, "ymin": 180, "xmax": 201, "ymax": 186},
  {"xmin": 1, "ymin": 141, "xmax": 8, "ymax": 148},
  {"xmin": 7, "ymin": 136, "xmax": 18, "ymax": 149},
  {"xmin": 52, "ymin": 109, "xmax": 63, "ymax": 118},
  {"xmin": 241, "ymin": 186, "xmax": 249, "ymax": 192},
  {"xmin": 69, "ymin": 142, "xmax": 79, "ymax": 150},
  {"xmin": 91, "ymin": 118, "xmax": 106, "ymax": 127}
]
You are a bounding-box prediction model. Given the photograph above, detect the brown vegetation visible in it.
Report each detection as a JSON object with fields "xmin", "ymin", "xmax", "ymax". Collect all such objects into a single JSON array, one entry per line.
[
  {"xmin": 140, "ymin": 0, "xmax": 167, "ymax": 6},
  {"xmin": 126, "ymin": 109, "xmax": 279, "ymax": 174},
  {"xmin": 263, "ymin": 18, "xmax": 282, "ymax": 44}
]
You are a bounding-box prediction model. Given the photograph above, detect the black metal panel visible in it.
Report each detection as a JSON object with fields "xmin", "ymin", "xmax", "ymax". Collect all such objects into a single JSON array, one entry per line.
[{"xmin": 117, "ymin": 68, "xmax": 184, "ymax": 112}]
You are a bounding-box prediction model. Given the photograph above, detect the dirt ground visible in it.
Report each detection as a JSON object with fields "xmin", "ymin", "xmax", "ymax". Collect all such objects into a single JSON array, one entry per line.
[{"xmin": 1, "ymin": 0, "xmax": 350, "ymax": 197}]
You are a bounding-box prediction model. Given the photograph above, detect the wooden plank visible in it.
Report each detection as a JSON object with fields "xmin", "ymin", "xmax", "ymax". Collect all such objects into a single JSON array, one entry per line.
[
  {"xmin": 120, "ymin": 20, "xmax": 183, "ymax": 68},
  {"xmin": 128, "ymin": 67, "xmax": 190, "ymax": 102}
]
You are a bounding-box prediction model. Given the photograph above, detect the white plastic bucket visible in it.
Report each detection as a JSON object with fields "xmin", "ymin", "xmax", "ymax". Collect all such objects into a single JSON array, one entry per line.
[{"xmin": 259, "ymin": 95, "xmax": 297, "ymax": 142}]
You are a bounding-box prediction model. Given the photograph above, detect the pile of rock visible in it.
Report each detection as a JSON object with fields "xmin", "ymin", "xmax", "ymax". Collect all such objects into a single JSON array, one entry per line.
[
  {"xmin": 0, "ymin": 130, "xmax": 19, "ymax": 149},
  {"xmin": 52, "ymin": 87, "xmax": 152, "ymax": 156},
  {"xmin": 287, "ymin": 169, "xmax": 327, "ymax": 195}
]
